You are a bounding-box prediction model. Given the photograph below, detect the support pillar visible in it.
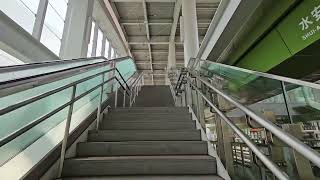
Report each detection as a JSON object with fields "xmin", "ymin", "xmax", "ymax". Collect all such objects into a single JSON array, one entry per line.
[
  {"xmin": 60, "ymin": 0, "xmax": 94, "ymax": 59},
  {"xmin": 182, "ymin": 0, "xmax": 199, "ymax": 67},
  {"xmin": 168, "ymin": 41, "xmax": 176, "ymax": 70},
  {"xmin": 166, "ymin": 41, "xmax": 176, "ymax": 85}
]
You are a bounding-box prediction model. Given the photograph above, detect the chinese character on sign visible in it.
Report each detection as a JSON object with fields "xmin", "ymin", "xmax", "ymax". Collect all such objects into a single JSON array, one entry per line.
[
  {"xmin": 311, "ymin": 5, "xmax": 320, "ymax": 21},
  {"xmin": 299, "ymin": 17, "xmax": 313, "ymax": 30}
]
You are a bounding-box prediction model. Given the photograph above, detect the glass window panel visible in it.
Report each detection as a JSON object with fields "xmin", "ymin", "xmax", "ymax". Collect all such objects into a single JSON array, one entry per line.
[
  {"xmin": 20, "ymin": 0, "xmax": 40, "ymax": 14},
  {"xmin": 48, "ymin": 0, "xmax": 67, "ymax": 20},
  {"xmin": 111, "ymin": 48, "xmax": 114, "ymax": 58},
  {"xmin": 96, "ymin": 29, "xmax": 103, "ymax": 56},
  {"xmin": 43, "ymin": 4, "xmax": 65, "ymax": 39},
  {"xmin": 0, "ymin": 49, "xmax": 24, "ymax": 66},
  {"xmin": 0, "ymin": 0, "xmax": 36, "ymax": 33},
  {"xmin": 104, "ymin": 39, "xmax": 109, "ymax": 58},
  {"xmin": 87, "ymin": 21, "xmax": 95, "ymax": 57},
  {"xmin": 40, "ymin": 25, "xmax": 61, "ymax": 55}
]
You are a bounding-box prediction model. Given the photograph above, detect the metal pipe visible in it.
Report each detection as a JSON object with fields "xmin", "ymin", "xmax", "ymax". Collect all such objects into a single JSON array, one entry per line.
[
  {"xmin": 0, "ymin": 77, "xmax": 118, "ymax": 147},
  {"xmin": 123, "ymin": 90, "xmax": 126, "ymax": 107},
  {"xmin": 187, "ymin": 79, "xmax": 289, "ymax": 180},
  {"xmin": 0, "ymin": 57, "xmax": 131, "ymax": 98},
  {"xmin": 58, "ymin": 85, "xmax": 77, "ymax": 177},
  {"xmin": 281, "ymin": 81, "xmax": 293, "ymax": 124},
  {"xmin": 190, "ymin": 71, "xmax": 320, "ymax": 168},
  {"xmin": 195, "ymin": 58, "xmax": 320, "ymax": 90},
  {"xmin": 114, "ymin": 83, "xmax": 118, "ymax": 108},
  {"xmin": 0, "ymin": 68, "xmax": 115, "ymax": 116},
  {"xmin": 96, "ymin": 73, "xmax": 105, "ymax": 130},
  {"xmin": 115, "ymin": 69, "xmax": 130, "ymax": 90}
]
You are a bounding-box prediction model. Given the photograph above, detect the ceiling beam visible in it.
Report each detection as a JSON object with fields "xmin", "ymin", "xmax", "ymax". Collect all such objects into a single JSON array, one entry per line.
[
  {"xmin": 121, "ymin": 19, "xmax": 173, "ymax": 25},
  {"xmin": 128, "ymin": 35, "xmax": 204, "ymax": 45},
  {"xmin": 121, "ymin": 19, "xmax": 211, "ymax": 26},
  {"xmin": 129, "ymin": 41, "xmax": 180, "ymax": 45},
  {"xmin": 103, "ymin": 0, "xmax": 132, "ymax": 57},
  {"xmin": 112, "ymin": 0, "xmax": 220, "ymax": 3},
  {"xmin": 136, "ymin": 62, "xmax": 184, "ymax": 65},
  {"xmin": 169, "ymin": 0, "xmax": 182, "ymax": 42},
  {"xmin": 132, "ymin": 49, "xmax": 184, "ymax": 54}
]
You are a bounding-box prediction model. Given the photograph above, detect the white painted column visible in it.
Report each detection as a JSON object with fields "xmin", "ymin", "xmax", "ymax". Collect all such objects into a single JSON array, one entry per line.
[
  {"xmin": 101, "ymin": 34, "xmax": 107, "ymax": 56},
  {"xmin": 182, "ymin": 0, "xmax": 199, "ymax": 67},
  {"xmin": 166, "ymin": 41, "xmax": 176, "ymax": 85},
  {"xmin": 107, "ymin": 43, "xmax": 112, "ymax": 59},
  {"xmin": 60, "ymin": 0, "xmax": 94, "ymax": 59},
  {"xmin": 32, "ymin": 0, "xmax": 48, "ymax": 39},
  {"xmin": 90, "ymin": 24, "xmax": 99, "ymax": 57}
]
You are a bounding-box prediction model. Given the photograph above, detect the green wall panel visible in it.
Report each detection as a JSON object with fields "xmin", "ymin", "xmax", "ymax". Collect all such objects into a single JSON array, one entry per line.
[
  {"xmin": 226, "ymin": 0, "xmax": 297, "ymax": 65},
  {"xmin": 237, "ymin": 30, "xmax": 291, "ymax": 72},
  {"xmin": 277, "ymin": 0, "xmax": 320, "ymax": 54}
]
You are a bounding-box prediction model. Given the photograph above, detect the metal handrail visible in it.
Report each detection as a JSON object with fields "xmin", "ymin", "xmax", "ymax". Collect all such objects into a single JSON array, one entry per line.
[
  {"xmin": 0, "ymin": 56, "xmax": 132, "ymax": 98},
  {"xmin": 0, "ymin": 56, "xmax": 126, "ymax": 73},
  {"xmin": 193, "ymin": 58, "xmax": 320, "ymax": 90},
  {"xmin": 182, "ymin": 66, "xmax": 320, "ymax": 169},
  {"xmin": 187, "ymin": 78, "xmax": 289, "ymax": 180},
  {"xmin": 115, "ymin": 68, "xmax": 131, "ymax": 90},
  {"xmin": 0, "ymin": 68, "xmax": 115, "ymax": 116},
  {"xmin": 187, "ymin": 70, "xmax": 320, "ymax": 168},
  {"xmin": 129, "ymin": 72, "xmax": 144, "ymax": 107},
  {"xmin": 0, "ymin": 68, "xmax": 129, "ymax": 148}
]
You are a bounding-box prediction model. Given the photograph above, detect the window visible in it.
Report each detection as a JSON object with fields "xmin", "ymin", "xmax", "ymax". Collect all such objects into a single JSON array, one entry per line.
[
  {"xmin": 0, "ymin": 0, "xmax": 40, "ymax": 33},
  {"xmin": 96, "ymin": 28, "xmax": 103, "ymax": 56},
  {"xmin": 104, "ymin": 38, "xmax": 110, "ymax": 58},
  {"xmin": 40, "ymin": 0, "xmax": 68, "ymax": 55},
  {"xmin": 87, "ymin": 21, "xmax": 95, "ymax": 57},
  {"xmin": 110, "ymin": 48, "xmax": 114, "ymax": 59},
  {"xmin": 0, "ymin": 49, "xmax": 24, "ymax": 66}
]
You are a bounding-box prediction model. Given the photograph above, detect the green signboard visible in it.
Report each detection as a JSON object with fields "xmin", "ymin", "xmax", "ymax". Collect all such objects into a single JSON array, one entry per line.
[
  {"xmin": 278, "ymin": 0, "xmax": 320, "ymax": 54},
  {"xmin": 233, "ymin": 0, "xmax": 320, "ymax": 74}
]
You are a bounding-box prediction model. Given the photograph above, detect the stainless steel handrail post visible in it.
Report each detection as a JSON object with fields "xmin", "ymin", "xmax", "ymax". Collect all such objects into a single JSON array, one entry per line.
[
  {"xmin": 136, "ymin": 82, "xmax": 139, "ymax": 96},
  {"xmin": 123, "ymin": 89, "xmax": 126, "ymax": 107},
  {"xmin": 58, "ymin": 85, "xmax": 77, "ymax": 177},
  {"xmin": 129, "ymin": 90, "xmax": 133, "ymax": 107},
  {"xmin": 187, "ymin": 78, "xmax": 289, "ymax": 180},
  {"xmin": 281, "ymin": 81, "xmax": 293, "ymax": 124},
  {"xmin": 96, "ymin": 73, "xmax": 105, "ymax": 130},
  {"xmin": 114, "ymin": 83, "xmax": 118, "ymax": 108}
]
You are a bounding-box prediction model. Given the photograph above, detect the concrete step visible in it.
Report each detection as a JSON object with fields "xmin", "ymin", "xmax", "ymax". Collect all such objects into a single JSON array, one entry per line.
[
  {"xmin": 112, "ymin": 107, "xmax": 189, "ymax": 113},
  {"xmin": 62, "ymin": 156, "xmax": 217, "ymax": 177},
  {"xmin": 76, "ymin": 141, "xmax": 208, "ymax": 157},
  {"xmin": 105, "ymin": 113, "xmax": 192, "ymax": 121},
  {"xmin": 100, "ymin": 120, "xmax": 196, "ymax": 130},
  {"xmin": 88, "ymin": 130, "xmax": 202, "ymax": 142},
  {"xmin": 108, "ymin": 111, "xmax": 190, "ymax": 116},
  {"xmin": 60, "ymin": 175, "xmax": 224, "ymax": 180}
]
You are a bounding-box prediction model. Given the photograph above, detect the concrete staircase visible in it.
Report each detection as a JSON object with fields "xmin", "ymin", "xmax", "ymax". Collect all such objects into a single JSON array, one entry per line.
[{"xmin": 61, "ymin": 107, "xmax": 222, "ymax": 179}]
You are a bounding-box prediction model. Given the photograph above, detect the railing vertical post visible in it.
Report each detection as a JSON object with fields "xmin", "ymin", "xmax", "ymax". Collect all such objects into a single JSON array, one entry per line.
[
  {"xmin": 195, "ymin": 77, "xmax": 205, "ymax": 129},
  {"xmin": 281, "ymin": 81, "xmax": 293, "ymax": 124},
  {"xmin": 58, "ymin": 85, "xmax": 77, "ymax": 177},
  {"xmin": 129, "ymin": 87, "xmax": 133, "ymax": 107},
  {"xmin": 136, "ymin": 82, "xmax": 139, "ymax": 96},
  {"xmin": 123, "ymin": 90, "xmax": 126, "ymax": 107},
  {"xmin": 142, "ymin": 74, "xmax": 145, "ymax": 86},
  {"xmin": 184, "ymin": 84, "xmax": 188, "ymax": 107},
  {"xmin": 114, "ymin": 83, "xmax": 118, "ymax": 108},
  {"xmin": 96, "ymin": 73, "xmax": 105, "ymax": 130}
]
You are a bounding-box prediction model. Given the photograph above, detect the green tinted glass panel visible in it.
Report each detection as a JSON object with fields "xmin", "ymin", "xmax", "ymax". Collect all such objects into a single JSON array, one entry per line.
[{"xmin": 0, "ymin": 57, "xmax": 136, "ymax": 165}]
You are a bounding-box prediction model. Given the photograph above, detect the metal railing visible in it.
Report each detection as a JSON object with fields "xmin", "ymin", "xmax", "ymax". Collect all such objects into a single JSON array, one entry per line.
[
  {"xmin": 0, "ymin": 56, "xmax": 132, "ymax": 98},
  {"xmin": 174, "ymin": 68, "xmax": 320, "ymax": 180},
  {"xmin": 0, "ymin": 57, "xmax": 143, "ymax": 177}
]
